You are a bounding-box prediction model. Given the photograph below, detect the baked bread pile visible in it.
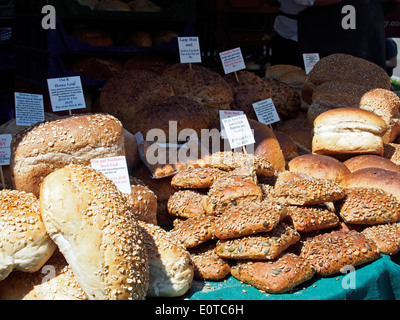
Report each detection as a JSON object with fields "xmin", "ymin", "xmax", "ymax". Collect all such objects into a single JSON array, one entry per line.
[{"xmin": 163, "ymin": 148, "xmax": 400, "ymax": 294}]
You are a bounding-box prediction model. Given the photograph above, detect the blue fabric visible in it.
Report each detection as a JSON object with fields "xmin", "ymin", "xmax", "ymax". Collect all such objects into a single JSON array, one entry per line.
[{"xmin": 184, "ymin": 254, "xmax": 400, "ymax": 300}]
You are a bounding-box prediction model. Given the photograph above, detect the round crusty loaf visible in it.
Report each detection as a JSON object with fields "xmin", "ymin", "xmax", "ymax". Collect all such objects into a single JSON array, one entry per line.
[
  {"xmin": 161, "ymin": 63, "xmax": 233, "ymax": 111},
  {"xmin": 301, "ymin": 53, "xmax": 391, "ymax": 105},
  {"xmin": 138, "ymin": 221, "xmax": 193, "ymax": 297},
  {"xmin": 99, "ymin": 69, "xmax": 174, "ymax": 134},
  {"xmin": 341, "ymin": 167, "xmax": 400, "ymax": 200},
  {"xmin": 132, "ymin": 96, "xmax": 210, "ymax": 142},
  {"xmin": 288, "ymin": 154, "xmax": 350, "ymax": 183},
  {"xmin": 312, "ymin": 108, "xmax": 388, "ymax": 157},
  {"xmin": 10, "ymin": 113, "xmax": 126, "ymax": 197},
  {"xmin": 0, "ymin": 250, "xmax": 87, "ymax": 300},
  {"xmin": 265, "ymin": 64, "xmax": 303, "ymax": 80},
  {"xmin": 248, "ymin": 119, "xmax": 286, "ymax": 172},
  {"xmin": 343, "ymin": 154, "xmax": 400, "ymax": 173},
  {"xmin": 39, "ymin": 164, "xmax": 149, "ymax": 300},
  {"xmin": 0, "ymin": 189, "xmax": 57, "ymax": 281}
]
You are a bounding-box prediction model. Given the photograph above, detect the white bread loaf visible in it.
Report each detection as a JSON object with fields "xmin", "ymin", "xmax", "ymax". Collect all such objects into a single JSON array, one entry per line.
[
  {"xmin": 39, "ymin": 164, "xmax": 149, "ymax": 300},
  {"xmin": 0, "ymin": 189, "xmax": 56, "ymax": 281}
]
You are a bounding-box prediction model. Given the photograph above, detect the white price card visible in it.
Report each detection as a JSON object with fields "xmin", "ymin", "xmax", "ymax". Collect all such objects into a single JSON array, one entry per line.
[
  {"xmin": 219, "ymin": 47, "xmax": 246, "ymax": 74},
  {"xmin": 14, "ymin": 92, "xmax": 45, "ymax": 126},
  {"xmin": 0, "ymin": 134, "xmax": 12, "ymax": 166},
  {"xmin": 47, "ymin": 76, "xmax": 86, "ymax": 112},
  {"xmin": 221, "ymin": 114, "xmax": 255, "ymax": 149},
  {"xmin": 178, "ymin": 37, "xmax": 202, "ymax": 63},
  {"xmin": 252, "ymin": 98, "xmax": 280, "ymax": 126},
  {"xmin": 90, "ymin": 156, "xmax": 131, "ymax": 194},
  {"xmin": 219, "ymin": 110, "xmax": 244, "ymax": 139},
  {"xmin": 303, "ymin": 53, "xmax": 320, "ymax": 74}
]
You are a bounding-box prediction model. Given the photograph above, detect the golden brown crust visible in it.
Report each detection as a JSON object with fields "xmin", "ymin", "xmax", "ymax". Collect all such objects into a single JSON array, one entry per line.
[
  {"xmin": 300, "ymin": 230, "xmax": 380, "ymax": 276},
  {"xmin": 231, "ymin": 253, "xmax": 315, "ymax": 294},
  {"xmin": 214, "ymin": 200, "xmax": 286, "ymax": 240},
  {"xmin": 167, "ymin": 190, "xmax": 206, "ymax": 218},
  {"xmin": 273, "ymin": 171, "xmax": 346, "ymax": 205},
  {"xmin": 127, "ymin": 184, "xmax": 158, "ymax": 225},
  {"xmin": 171, "ymin": 167, "xmax": 225, "ymax": 189},
  {"xmin": 337, "ymin": 187, "xmax": 400, "ymax": 225},
  {"xmin": 189, "ymin": 241, "xmax": 231, "ymax": 281},
  {"xmin": 361, "ymin": 223, "xmax": 400, "ymax": 255},
  {"xmin": 265, "ymin": 64, "xmax": 303, "ymax": 80},
  {"xmin": 169, "ymin": 215, "xmax": 219, "ymax": 249},
  {"xmin": 344, "ymin": 154, "xmax": 400, "ymax": 173},
  {"xmin": 215, "ymin": 222, "xmax": 300, "ymax": 260},
  {"xmin": 288, "ymin": 154, "xmax": 351, "ymax": 183},
  {"xmin": 285, "ymin": 205, "xmax": 340, "ymax": 232}
]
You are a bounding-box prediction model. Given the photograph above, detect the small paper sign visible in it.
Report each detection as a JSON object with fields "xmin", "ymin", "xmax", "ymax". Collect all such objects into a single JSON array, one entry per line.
[
  {"xmin": 47, "ymin": 76, "xmax": 86, "ymax": 112},
  {"xmin": 303, "ymin": 53, "xmax": 320, "ymax": 74},
  {"xmin": 178, "ymin": 37, "xmax": 202, "ymax": 63},
  {"xmin": 221, "ymin": 114, "xmax": 255, "ymax": 149},
  {"xmin": 90, "ymin": 156, "xmax": 131, "ymax": 194},
  {"xmin": 252, "ymin": 98, "xmax": 280, "ymax": 125},
  {"xmin": 219, "ymin": 110, "xmax": 244, "ymax": 139},
  {"xmin": 14, "ymin": 92, "xmax": 45, "ymax": 126},
  {"xmin": 219, "ymin": 47, "xmax": 246, "ymax": 74},
  {"xmin": 0, "ymin": 134, "xmax": 12, "ymax": 166}
]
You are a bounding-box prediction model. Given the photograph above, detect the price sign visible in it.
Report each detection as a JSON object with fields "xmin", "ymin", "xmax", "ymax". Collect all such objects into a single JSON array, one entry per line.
[
  {"xmin": 219, "ymin": 110, "xmax": 244, "ymax": 139},
  {"xmin": 178, "ymin": 37, "xmax": 202, "ymax": 63},
  {"xmin": 91, "ymin": 156, "xmax": 131, "ymax": 194},
  {"xmin": 221, "ymin": 114, "xmax": 255, "ymax": 149},
  {"xmin": 252, "ymin": 98, "xmax": 280, "ymax": 126},
  {"xmin": 303, "ymin": 53, "xmax": 320, "ymax": 74},
  {"xmin": 47, "ymin": 76, "xmax": 86, "ymax": 112},
  {"xmin": 0, "ymin": 134, "xmax": 12, "ymax": 166},
  {"xmin": 14, "ymin": 92, "xmax": 45, "ymax": 126},
  {"xmin": 219, "ymin": 47, "xmax": 246, "ymax": 74}
]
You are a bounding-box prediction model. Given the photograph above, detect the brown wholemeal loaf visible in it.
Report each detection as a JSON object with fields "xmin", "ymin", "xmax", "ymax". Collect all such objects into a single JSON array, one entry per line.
[
  {"xmin": 0, "ymin": 189, "xmax": 57, "ymax": 281},
  {"xmin": 39, "ymin": 164, "xmax": 149, "ymax": 300},
  {"xmin": 273, "ymin": 130, "xmax": 299, "ymax": 164},
  {"xmin": 10, "ymin": 113, "xmax": 126, "ymax": 197},
  {"xmin": 341, "ymin": 167, "xmax": 400, "ymax": 200},
  {"xmin": 99, "ymin": 69, "xmax": 174, "ymax": 134},
  {"xmin": 132, "ymin": 96, "xmax": 210, "ymax": 142},
  {"xmin": 288, "ymin": 154, "xmax": 351, "ymax": 183},
  {"xmin": 301, "ymin": 53, "xmax": 391, "ymax": 105},
  {"xmin": 343, "ymin": 154, "xmax": 400, "ymax": 173},
  {"xmin": 161, "ymin": 63, "xmax": 233, "ymax": 112},
  {"xmin": 312, "ymin": 108, "xmax": 388, "ymax": 157},
  {"xmin": 126, "ymin": 183, "xmax": 158, "ymax": 225}
]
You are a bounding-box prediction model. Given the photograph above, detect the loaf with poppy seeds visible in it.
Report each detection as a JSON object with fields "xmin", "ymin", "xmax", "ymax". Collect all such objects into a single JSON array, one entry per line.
[{"xmin": 39, "ymin": 164, "xmax": 148, "ymax": 300}]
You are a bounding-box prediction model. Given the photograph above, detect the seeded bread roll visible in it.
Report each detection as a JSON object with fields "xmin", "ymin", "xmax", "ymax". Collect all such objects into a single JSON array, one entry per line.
[
  {"xmin": 231, "ymin": 253, "xmax": 315, "ymax": 294},
  {"xmin": 341, "ymin": 167, "xmax": 400, "ymax": 200},
  {"xmin": 0, "ymin": 190, "xmax": 57, "ymax": 281},
  {"xmin": 343, "ymin": 154, "xmax": 400, "ymax": 173},
  {"xmin": 0, "ymin": 250, "xmax": 87, "ymax": 300},
  {"xmin": 171, "ymin": 167, "xmax": 225, "ymax": 189},
  {"xmin": 337, "ymin": 187, "xmax": 400, "ymax": 225},
  {"xmin": 167, "ymin": 190, "xmax": 206, "ymax": 218},
  {"xmin": 138, "ymin": 221, "xmax": 193, "ymax": 297},
  {"xmin": 312, "ymin": 108, "xmax": 388, "ymax": 157},
  {"xmin": 127, "ymin": 184, "xmax": 158, "ymax": 225},
  {"xmin": 361, "ymin": 223, "xmax": 400, "ymax": 255},
  {"xmin": 273, "ymin": 171, "xmax": 346, "ymax": 205},
  {"xmin": 10, "ymin": 113, "xmax": 125, "ymax": 197},
  {"xmin": 300, "ymin": 230, "xmax": 380, "ymax": 276},
  {"xmin": 99, "ymin": 70, "xmax": 174, "ymax": 135},
  {"xmin": 39, "ymin": 164, "xmax": 149, "ymax": 300},
  {"xmin": 288, "ymin": 154, "xmax": 351, "ymax": 183}
]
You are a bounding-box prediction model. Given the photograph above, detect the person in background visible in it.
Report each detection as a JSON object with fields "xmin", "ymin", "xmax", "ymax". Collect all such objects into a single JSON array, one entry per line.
[
  {"xmin": 386, "ymin": 37, "xmax": 398, "ymax": 77},
  {"xmin": 269, "ymin": 0, "xmax": 343, "ymax": 66}
]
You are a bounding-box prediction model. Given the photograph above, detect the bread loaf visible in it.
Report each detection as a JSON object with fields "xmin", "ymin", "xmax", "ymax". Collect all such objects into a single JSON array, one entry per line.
[
  {"xmin": 0, "ymin": 189, "xmax": 56, "ymax": 281},
  {"xmin": 343, "ymin": 154, "xmax": 400, "ymax": 173},
  {"xmin": 39, "ymin": 164, "xmax": 149, "ymax": 300},
  {"xmin": 11, "ymin": 113, "xmax": 126, "ymax": 197}
]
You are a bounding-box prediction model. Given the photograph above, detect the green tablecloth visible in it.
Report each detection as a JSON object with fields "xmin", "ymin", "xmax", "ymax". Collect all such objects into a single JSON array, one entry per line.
[{"xmin": 184, "ymin": 254, "xmax": 400, "ymax": 300}]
